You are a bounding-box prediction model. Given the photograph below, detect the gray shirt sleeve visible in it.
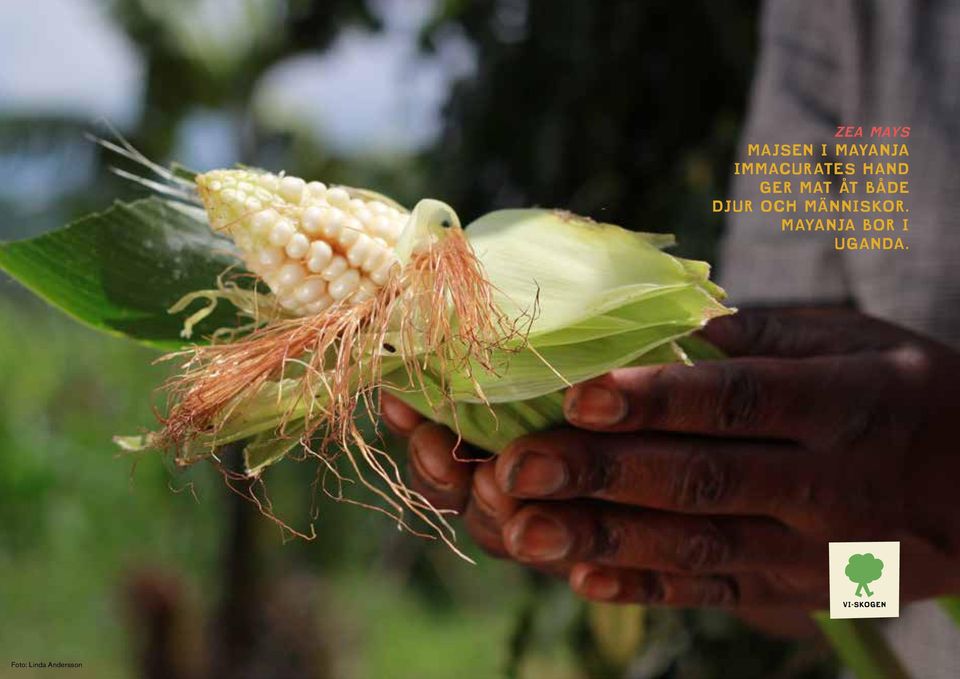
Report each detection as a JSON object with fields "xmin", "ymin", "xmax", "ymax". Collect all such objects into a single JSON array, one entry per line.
[
  {"xmin": 718, "ymin": 0, "xmax": 960, "ymax": 349},
  {"xmin": 718, "ymin": 0, "xmax": 853, "ymax": 307}
]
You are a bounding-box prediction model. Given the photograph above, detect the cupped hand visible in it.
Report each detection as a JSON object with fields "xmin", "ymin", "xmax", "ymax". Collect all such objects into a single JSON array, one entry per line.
[
  {"xmin": 383, "ymin": 308, "xmax": 960, "ymax": 611},
  {"xmin": 381, "ymin": 393, "xmax": 518, "ymax": 559}
]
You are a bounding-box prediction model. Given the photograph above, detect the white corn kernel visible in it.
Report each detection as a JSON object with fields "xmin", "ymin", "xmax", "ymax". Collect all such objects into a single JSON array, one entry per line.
[
  {"xmin": 339, "ymin": 217, "xmax": 363, "ymax": 247},
  {"xmin": 306, "ymin": 241, "xmax": 333, "ymax": 272},
  {"xmin": 294, "ymin": 278, "xmax": 327, "ymax": 304},
  {"xmin": 370, "ymin": 259, "xmax": 398, "ymax": 285},
  {"xmin": 329, "ymin": 269, "xmax": 361, "ymax": 300},
  {"xmin": 276, "ymin": 262, "xmax": 306, "ymax": 290},
  {"xmin": 321, "ymin": 256, "xmax": 348, "ymax": 281},
  {"xmin": 321, "ymin": 209, "xmax": 344, "ymax": 239},
  {"xmin": 369, "ymin": 216, "xmax": 392, "ymax": 240},
  {"xmin": 258, "ymin": 247, "xmax": 285, "ymax": 269},
  {"xmin": 353, "ymin": 206, "xmax": 373, "ymax": 224},
  {"xmin": 251, "ymin": 209, "xmax": 277, "ymax": 235},
  {"xmin": 346, "ymin": 234, "xmax": 372, "ymax": 268},
  {"xmin": 326, "ymin": 187, "xmax": 350, "ymax": 206},
  {"xmin": 269, "ymin": 219, "xmax": 296, "ymax": 247},
  {"xmin": 385, "ymin": 219, "xmax": 405, "ymax": 244},
  {"xmin": 285, "ymin": 232, "xmax": 311, "ymax": 259},
  {"xmin": 279, "ymin": 176, "xmax": 306, "ymax": 203},
  {"xmin": 301, "ymin": 206, "xmax": 325, "ymax": 234},
  {"xmin": 361, "ymin": 246, "xmax": 388, "ymax": 273}
]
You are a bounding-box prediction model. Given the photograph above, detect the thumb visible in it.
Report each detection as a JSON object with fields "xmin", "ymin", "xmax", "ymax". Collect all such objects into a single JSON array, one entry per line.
[{"xmin": 700, "ymin": 307, "xmax": 893, "ymax": 358}]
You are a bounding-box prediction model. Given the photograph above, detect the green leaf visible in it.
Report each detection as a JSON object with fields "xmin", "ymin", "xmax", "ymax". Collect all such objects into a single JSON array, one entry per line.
[{"xmin": 0, "ymin": 197, "xmax": 244, "ymax": 350}]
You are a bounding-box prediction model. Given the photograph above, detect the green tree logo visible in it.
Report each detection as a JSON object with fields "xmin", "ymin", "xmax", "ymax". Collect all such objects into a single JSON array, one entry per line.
[{"xmin": 845, "ymin": 553, "xmax": 884, "ymax": 597}]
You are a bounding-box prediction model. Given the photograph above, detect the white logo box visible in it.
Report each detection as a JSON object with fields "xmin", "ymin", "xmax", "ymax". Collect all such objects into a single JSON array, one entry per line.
[{"xmin": 828, "ymin": 541, "xmax": 900, "ymax": 619}]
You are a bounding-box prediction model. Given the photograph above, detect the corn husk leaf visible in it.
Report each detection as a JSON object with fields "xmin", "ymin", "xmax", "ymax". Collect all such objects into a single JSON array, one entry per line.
[
  {"xmin": 465, "ymin": 209, "xmax": 725, "ymax": 336},
  {"xmin": 386, "ymin": 343, "xmax": 683, "ymax": 453},
  {"xmin": 385, "ymin": 334, "xmax": 725, "ymax": 455}
]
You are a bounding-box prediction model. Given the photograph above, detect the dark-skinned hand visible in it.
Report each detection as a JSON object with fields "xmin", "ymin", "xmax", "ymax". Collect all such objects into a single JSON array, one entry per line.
[{"xmin": 381, "ymin": 308, "xmax": 960, "ymax": 624}]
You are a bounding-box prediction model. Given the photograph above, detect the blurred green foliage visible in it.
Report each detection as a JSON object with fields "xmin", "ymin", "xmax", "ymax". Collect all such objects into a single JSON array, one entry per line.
[
  {"xmin": 0, "ymin": 293, "xmax": 526, "ymax": 678},
  {"xmin": 0, "ymin": 293, "xmax": 220, "ymax": 676}
]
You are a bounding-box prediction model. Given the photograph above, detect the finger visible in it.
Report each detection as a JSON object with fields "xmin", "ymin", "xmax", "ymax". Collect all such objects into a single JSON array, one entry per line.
[
  {"xmin": 407, "ymin": 466, "xmax": 469, "ymax": 514},
  {"xmin": 406, "ymin": 422, "xmax": 475, "ymax": 512},
  {"xmin": 472, "ymin": 462, "xmax": 520, "ymax": 523},
  {"xmin": 501, "ymin": 503, "xmax": 806, "ymax": 574},
  {"xmin": 463, "ymin": 503, "xmax": 573, "ymax": 580},
  {"xmin": 463, "ymin": 496, "xmax": 511, "ymax": 559},
  {"xmin": 465, "ymin": 465, "xmax": 562, "ymax": 567},
  {"xmin": 568, "ymin": 564, "xmax": 812, "ymax": 608},
  {"xmin": 496, "ymin": 429, "xmax": 803, "ymax": 517},
  {"xmin": 463, "ymin": 464, "xmax": 516, "ymax": 558},
  {"xmin": 562, "ymin": 354, "xmax": 877, "ymax": 443},
  {"xmin": 700, "ymin": 308, "xmax": 907, "ymax": 358},
  {"xmin": 381, "ymin": 392, "xmax": 424, "ymax": 436}
]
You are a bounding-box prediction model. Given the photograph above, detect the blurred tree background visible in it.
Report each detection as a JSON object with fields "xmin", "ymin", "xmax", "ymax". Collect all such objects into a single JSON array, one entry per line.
[{"xmin": 0, "ymin": 1, "xmax": 835, "ymax": 677}]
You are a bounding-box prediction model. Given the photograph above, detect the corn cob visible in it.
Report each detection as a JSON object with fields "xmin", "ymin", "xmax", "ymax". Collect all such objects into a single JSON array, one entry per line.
[
  {"xmin": 195, "ymin": 169, "xmax": 407, "ymax": 316},
  {"xmin": 0, "ymin": 135, "xmax": 734, "ymax": 559}
]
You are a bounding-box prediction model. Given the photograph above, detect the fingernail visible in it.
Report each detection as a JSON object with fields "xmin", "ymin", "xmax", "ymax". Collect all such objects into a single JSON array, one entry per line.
[
  {"xmin": 506, "ymin": 453, "xmax": 568, "ymax": 496},
  {"xmin": 382, "ymin": 396, "xmax": 419, "ymax": 433},
  {"xmin": 472, "ymin": 468, "xmax": 503, "ymax": 517},
  {"xmin": 580, "ymin": 571, "xmax": 621, "ymax": 600},
  {"xmin": 567, "ymin": 384, "xmax": 626, "ymax": 426},
  {"xmin": 506, "ymin": 514, "xmax": 571, "ymax": 562},
  {"xmin": 409, "ymin": 435, "xmax": 451, "ymax": 489}
]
